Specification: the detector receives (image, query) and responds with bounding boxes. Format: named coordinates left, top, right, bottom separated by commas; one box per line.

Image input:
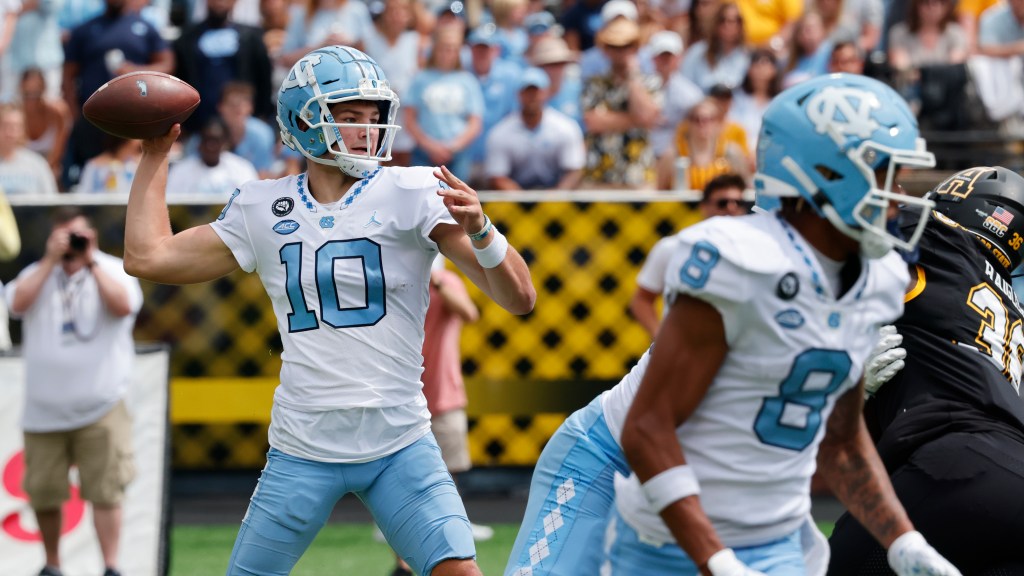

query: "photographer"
left=4, top=207, right=142, bottom=576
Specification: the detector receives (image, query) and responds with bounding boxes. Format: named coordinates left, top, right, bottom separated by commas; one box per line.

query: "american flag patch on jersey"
left=994, top=206, right=1015, bottom=225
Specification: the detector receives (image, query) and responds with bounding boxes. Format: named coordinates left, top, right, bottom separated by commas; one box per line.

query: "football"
left=83, top=71, right=201, bottom=140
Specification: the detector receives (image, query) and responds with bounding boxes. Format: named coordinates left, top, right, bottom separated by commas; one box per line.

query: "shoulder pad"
left=676, top=214, right=790, bottom=276
left=390, top=166, right=441, bottom=191
left=231, top=176, right=290, bottom=205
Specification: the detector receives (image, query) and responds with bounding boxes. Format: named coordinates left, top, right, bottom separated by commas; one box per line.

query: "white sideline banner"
left=0, top=347, right=170, bottom=576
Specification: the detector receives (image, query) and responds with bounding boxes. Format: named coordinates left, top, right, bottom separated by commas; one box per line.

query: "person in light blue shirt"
left=404, top=27, right=484, bottom=181
left=4, top=0, right=64, bottom=103
left=465, top=25, right=521, bottom=184
left=978, top=0, right=1024, bottom=52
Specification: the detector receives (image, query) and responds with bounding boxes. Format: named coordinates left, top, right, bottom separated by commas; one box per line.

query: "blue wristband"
left=468, top=215, right=492, bottom=242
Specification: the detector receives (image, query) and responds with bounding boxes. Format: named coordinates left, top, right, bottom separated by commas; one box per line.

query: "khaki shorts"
left=23, top=400, right=136, bottom=510
left=431, top=409, right=471, bottom=474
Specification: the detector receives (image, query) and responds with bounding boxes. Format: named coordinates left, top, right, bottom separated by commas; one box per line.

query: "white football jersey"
left=603, top=211, right=907, bottom=547
left=211, top=166, right=457, bottom=461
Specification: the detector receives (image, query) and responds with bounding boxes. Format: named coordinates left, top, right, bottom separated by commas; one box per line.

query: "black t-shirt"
left=865, top=210, right=1024, bottom=470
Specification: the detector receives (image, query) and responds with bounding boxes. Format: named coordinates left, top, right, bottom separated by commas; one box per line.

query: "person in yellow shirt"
left=736, top=0, right=803, bottom=51
left=662, top=97, right=750, bottom=191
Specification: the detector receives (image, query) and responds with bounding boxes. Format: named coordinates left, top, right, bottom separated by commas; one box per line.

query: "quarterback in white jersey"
left=124, top=46, right=535, bottom=576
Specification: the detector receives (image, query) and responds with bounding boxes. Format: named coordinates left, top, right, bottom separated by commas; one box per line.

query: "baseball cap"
left=519, top=67, right=551, bottom=90
left=529, top=36, right=577, bottom=66
left=524, top=11, right=555, bottom=35
left=648, top=30, right=683, bottom=56
left=601, top=0, right=638, bottom=23
left=597, top=17, right=640, bottom=47
left=467, top=24, right=499, bottom=46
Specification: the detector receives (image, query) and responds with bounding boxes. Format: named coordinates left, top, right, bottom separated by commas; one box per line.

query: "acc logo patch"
left=272, top=197, right=294, bottom=217
left=273, top=220, right=300, bottom=235
left=775, top=309, right=805, bottom=330
left=776, top=272, right=799, bottom=300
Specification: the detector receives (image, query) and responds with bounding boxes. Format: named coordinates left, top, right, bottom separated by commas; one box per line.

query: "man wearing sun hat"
left=485, top=67, right=585, bottom=190
left=529, top=35, right=584, bottom=128
left=580, top=11, right=661, bottom=188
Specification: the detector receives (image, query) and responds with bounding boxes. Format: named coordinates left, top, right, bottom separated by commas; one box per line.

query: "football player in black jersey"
left=828, top=166, right=1024, bottom=574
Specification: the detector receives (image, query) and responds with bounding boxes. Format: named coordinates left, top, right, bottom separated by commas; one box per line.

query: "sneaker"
left=38, top=567, right=63, bottom=576
left=470, top=522, right=494, bottom=542
left=103, top=568, right=123, bottom=576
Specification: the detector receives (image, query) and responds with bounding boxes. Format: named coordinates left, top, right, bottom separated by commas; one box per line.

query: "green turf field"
left=170, top=522, right=836, bottom=575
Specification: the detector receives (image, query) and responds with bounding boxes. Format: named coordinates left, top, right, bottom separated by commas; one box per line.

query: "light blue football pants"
left=226, top=433, right=475, bottom=576
left=505, top=396, right=630, bottom=576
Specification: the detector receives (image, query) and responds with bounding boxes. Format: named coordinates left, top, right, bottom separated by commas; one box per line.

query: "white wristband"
left=473, top=228, right=508, bottom=269
left=640, top=465, right=700, bottom=513
left=706, top=548, right=742, bottom=576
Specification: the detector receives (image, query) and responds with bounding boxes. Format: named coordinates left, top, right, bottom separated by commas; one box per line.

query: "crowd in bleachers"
left=0, top=0, right=1022, bottom=196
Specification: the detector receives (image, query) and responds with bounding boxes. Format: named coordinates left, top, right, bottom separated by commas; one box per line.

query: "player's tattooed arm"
left=817, top=383, right=914, bottom=549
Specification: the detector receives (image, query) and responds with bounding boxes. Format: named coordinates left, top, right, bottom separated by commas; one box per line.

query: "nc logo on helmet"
left=806, top=87, right=880, bottom=140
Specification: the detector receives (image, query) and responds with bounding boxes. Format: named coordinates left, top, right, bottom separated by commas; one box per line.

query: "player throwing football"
left=124, top=46, right=535, bottom=576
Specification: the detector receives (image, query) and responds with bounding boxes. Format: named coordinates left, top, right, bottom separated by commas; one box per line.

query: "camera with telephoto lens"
left=68, top=233, right=88, bottom=253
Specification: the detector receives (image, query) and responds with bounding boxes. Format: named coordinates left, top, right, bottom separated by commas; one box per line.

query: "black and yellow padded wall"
left=3, top=196, right=702, bottom=468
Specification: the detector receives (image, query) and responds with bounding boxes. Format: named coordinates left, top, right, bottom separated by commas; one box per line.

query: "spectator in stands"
left=278, top=0, right=374, bottom=67
left=387, top=255, right=487, bottom=576
left=707, top=82, right=752, bottom=168
left=977, top=0, right=1024, bottom=56
left=629, top=172, right=747, bottom=338
left=581, top=15, right=661, bottom=188
left=167, top=116, right=258, bottom=196
left=55, top=0, right=102, bottom=41
left=485, top=67, right=585, bottom=190
left=363, top=0, right=425, bottom=167
left=19, top=68, right=71, bottom=183
left=5, top=206, right=142, bottom=576
left=782, top=10, right=833, bottom=87
left=579, top=0, right=631, bottom=79
left=0, top=104, right=58, bottom=196
left=191, top=0, right=260, bottom=26
left=888, top=0, right=966, bottom=71
left=829, top=38, right=866, bottom=72
left=955, top=0, right=998, bottom=50
left=685, top=0, right=720, bottom=48
left=3, top=0, right=63, bottom=103
left=528, top=34, right=584, bottom=129
left=0, top=185, right=18, bottom=351
left=61, top=0, right=172, bottom=188
left=680, top=2, right=750, bottom=92
left=816, top=0, right=883, bottom=54
left=559, top=0, right=605, bottom=52
left=173, top=0, right=274, bottom=132
left=73, top=135, right=140, bottom=195
left=0, top=0, right=17, bottom=99
left=258, top=0, right=291, bottom=90
left=648, top=30, right=703, bottom=161
left=404, top=26, right=484, bottom=181
left=216, top=81, right=278, bottom=179
left=664, top=97, right=749, bottom=191
left=729, top=48, right=780, bottom=153
left=735, top=0, right=802, bottom=52
left=491, top=0, right=529, bottom=65
left=465, top=25, right=521, bottom=187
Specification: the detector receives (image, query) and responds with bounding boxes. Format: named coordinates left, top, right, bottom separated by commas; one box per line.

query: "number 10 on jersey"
left=279, top=239, right=387, bottom=332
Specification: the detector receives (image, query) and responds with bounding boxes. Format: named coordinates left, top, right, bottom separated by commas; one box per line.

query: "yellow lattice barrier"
left=3, top=195, right=703, bottom=468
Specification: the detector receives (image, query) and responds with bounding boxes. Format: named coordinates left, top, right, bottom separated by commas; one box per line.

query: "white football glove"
left=707, top=548, right=768, bottom=576
left=864, top=325, right=906, bottom=396
left=888, top=531, right=962, bottom=576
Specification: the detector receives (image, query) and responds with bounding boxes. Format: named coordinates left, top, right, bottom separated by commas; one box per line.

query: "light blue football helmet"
left=753, top=73, right=936, bottom=258
left=277, top=46, right=400, bottom=178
